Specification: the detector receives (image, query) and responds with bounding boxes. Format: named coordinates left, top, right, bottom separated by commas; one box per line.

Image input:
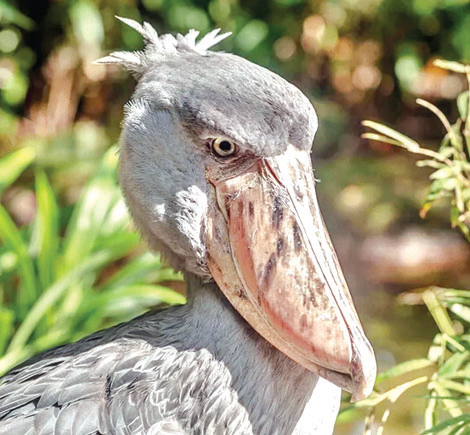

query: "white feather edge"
left=94, top=16, right=232, bottom=68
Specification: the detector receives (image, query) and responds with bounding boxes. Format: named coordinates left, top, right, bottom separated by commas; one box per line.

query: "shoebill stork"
left=0, top=18, right=376, bottom=434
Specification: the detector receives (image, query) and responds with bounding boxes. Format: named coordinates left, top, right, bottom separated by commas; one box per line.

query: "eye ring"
left=211, top=138, right=237, bottom=157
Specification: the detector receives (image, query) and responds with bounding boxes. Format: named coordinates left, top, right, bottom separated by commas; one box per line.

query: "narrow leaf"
left=430, top=167, right=455, bottom=180
left=449, top=303, right=470, bottom=323
left=0, top=205, right=37, bottom=315
left=434, top=59, right=469, bottom=74
left=0, top=308, right=14, bottom=355
left=31, top=172, right=59, bottom=290
left=438, top=351, right=470, bottom=377
left=376, top=358, right=433, bottom=384
left=457, top=91, right=469, bottom=121
left=422, top=415, right=470, bottom=434
left=0, top=147, right=35, bottom=195
left=363, top=120, right=421, bottom=151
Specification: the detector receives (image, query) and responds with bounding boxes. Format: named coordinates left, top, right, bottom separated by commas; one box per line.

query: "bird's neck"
left=182, top=272, right=341, bottom=434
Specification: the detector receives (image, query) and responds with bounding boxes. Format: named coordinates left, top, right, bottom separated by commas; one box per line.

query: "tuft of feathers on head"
left=94, top=16, right=231, bottom=78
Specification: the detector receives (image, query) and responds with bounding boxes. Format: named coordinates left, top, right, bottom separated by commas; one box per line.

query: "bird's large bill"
left=206, top=145, right=376, bottom=401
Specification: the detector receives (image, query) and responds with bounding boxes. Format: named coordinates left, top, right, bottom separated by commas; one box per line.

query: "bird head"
left=97, top=17, right=376, bottom=402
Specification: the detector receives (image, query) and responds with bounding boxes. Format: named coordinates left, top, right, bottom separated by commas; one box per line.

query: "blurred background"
left=1, top=0, right=470, bottom=433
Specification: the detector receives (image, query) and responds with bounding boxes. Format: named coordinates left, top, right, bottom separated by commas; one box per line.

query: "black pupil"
left=219, top=141, right=232, bottom=152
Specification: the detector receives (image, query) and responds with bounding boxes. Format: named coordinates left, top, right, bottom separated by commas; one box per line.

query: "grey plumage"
left=0, top=279, right=339, bottom=434
left=0, top=17, right=373, bottom=435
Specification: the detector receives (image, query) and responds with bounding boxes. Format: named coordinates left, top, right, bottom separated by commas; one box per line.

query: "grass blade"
left=362, top=120, right=421, bottom=151
left=60, top=147, right=120, bottom=274
left=98, top=252, right=182, bottom=292
left=5, top=244, right=129, bottom=353
left=0, top=308, right=14, bottom=355
left=422, top=414, right=470, bottom=434
left=0, top=147, right=35, bottom=196
left=0, top=204, right=37, bottom=316
left=376, top=358, right=433, bottom=384
left=30, top=172, right=59, bottom=290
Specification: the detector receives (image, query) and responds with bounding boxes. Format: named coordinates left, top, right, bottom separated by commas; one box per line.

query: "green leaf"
left=434, top=59, right=469, bottom=74
left=448, top=422, right=469, bottom=435
left=60, top=147, right=121, bottom=274
left=0, top=147, right=35, bottom=196
left=69, top=0, right=104, bottom=46
left=97, top=284, right=185, bottom=318
left=362, top=120, right=421, bottom=152
left=0, top=0, right=35, bottom=30
left=30, top=172, right=59, bottom=290
left=98, top=253, right=171, bottom=291
left=438, top=378, right=470, bottom=395
left=430, top=167, right=455, bottom=180
left=450, top=206, right=460, bottom=228
left=438, top=351, right=469, bottom=377
left=449, top=120, right=464, bottom=152
left=457, top=221, right=470, bottom=243
left=423, top=290, right=456, bottom=337
left=0, top=308, right=14, bottom=355
left=6, top=245, right=128, bottom=353
left=429, top=380, right=463, bottom=418
left=440, top=146, right=456, bottom=158
left=449, top=303, right=470, bottom=323
left=416, top=160, right=445, bottom=169
left=457, top=91, right=469, bottom=121
left=455, top=160, right=470, bottom=172
left=376, top=358, right=433, bottom=384
left=441, top=369, right=470, bottom=379
left=0, top=204, right=37, bottom=315
left=235, top=19, right=269, bottom=52
left=431, top=177, right=458, bottom=192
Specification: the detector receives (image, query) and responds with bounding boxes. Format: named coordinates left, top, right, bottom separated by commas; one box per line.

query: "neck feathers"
left=181, top=274, right=340, bottom=434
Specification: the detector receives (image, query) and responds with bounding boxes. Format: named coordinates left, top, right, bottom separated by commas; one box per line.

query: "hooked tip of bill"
left=349, top=342, right=377, bottom=402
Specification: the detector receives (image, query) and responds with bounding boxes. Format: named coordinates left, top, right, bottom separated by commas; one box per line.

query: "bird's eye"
left=212, top=138, right=237, bottom=157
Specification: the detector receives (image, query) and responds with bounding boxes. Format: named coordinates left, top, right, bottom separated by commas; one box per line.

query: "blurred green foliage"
left=346, top=60, right=470, bottom=434
left=0, top=147, right=184, bottom=377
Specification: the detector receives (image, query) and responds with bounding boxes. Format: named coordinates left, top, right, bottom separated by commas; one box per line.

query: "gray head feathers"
left=97, top=16, right=317, bottom=156
left=95, top=16, right=231, bottom=78
left=99, top=17, right=319, bottom=277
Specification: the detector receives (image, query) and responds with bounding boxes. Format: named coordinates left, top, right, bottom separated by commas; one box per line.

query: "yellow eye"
left=212, top=138, right=237, bottom=157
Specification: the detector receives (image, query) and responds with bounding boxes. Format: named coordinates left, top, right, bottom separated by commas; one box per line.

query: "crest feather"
left=94, top=16, right=231, bottom=77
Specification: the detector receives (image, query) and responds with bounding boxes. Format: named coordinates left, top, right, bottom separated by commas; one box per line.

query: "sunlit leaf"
left=430, top=167, right=455, bottom=180
left=448, top=422, right=469, bottom=435
left=69, top=0, right=104, bottom=47
left=362, top=120, right=421, bottom=151
left=236, top=19, right=269, bottom=52
left=0, top=0, right=35, bottom=30
left=6, top=243, right=132, bottom=353
left=376, top=358, right=433, bottom=384
left=449, top=304, right=470, bottom=323
left=438, top=351, right=469, bottom=376
left=439, top=378, right=470, bottom=395
left=416, top=159, right=445, bottom=169
left=457, top=91, right=469, bottom=121
left=440, top=146, right=457, bottom=158
left=0, top=308, right=14, bottom=355
left=450, top=206, right=460, bottom=228
left=457, top=221, right=470, bottom=243
left=434, top=59, right=469, bottom=74
left=0, top=147, right=35, bottom=195
left=422, top=415, right=470, bottom=434
left=98, top=284, right=185, bottom=318
left=30, top=172, right=59, bottom=290
left=98, top=253, right=182, bottom=292
left=61, top=147, right=123, bottom=274
left=0, top=205, right=37, bottom=316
